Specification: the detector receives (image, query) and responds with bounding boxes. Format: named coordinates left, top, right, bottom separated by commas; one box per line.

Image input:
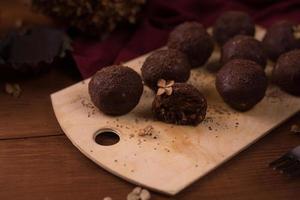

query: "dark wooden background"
left=0, top=1, right=300, bottom=200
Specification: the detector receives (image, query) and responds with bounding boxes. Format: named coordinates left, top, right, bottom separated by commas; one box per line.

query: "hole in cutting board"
left=94, top=129, right=120, bottom=146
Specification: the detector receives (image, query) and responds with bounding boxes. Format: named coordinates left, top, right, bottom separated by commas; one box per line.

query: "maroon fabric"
left=72, top=0, right=300, bottom=78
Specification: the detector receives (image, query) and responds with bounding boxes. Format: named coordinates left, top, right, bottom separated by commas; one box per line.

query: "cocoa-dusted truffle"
left=263, top=20, right=300, bottom=61
left=221, top=35, right=267, bottom=68
left=216, top=59, right=267, bottom=111
left=141, top=49, right=191, bottom=90
left=213, top=11, right=255, bottom=46
left=167, top=22, right=213, bottom=68
left=88, top=65, right=143, bottom=116
left=273, top=49, right=300, bottom=96
left=152, top=80, right=207, bottom=126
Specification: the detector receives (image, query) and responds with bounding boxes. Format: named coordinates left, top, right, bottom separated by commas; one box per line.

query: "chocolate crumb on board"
left=290, top=124, right=300, bottom=134
left=127, top=187, right=151, bottom=200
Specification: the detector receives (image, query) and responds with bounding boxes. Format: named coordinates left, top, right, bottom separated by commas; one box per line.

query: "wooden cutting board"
left=51, top=27, right=300, bottom=195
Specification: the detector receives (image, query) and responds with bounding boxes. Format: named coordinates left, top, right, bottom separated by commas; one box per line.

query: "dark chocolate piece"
left=141, top=49, right=191, bottom=90
left=88, top=65, right=143, bottom=116
left=273, top=49, right=300, bottom=96
left=152, top=81, right=207, bottom=126
left=167, top=22, right=214, bottom=68
left=221, top=35, right=267, bottom=68
left=216, top=59, right=267, bottom=111
left=213, top=11, right=255, bottom=46
left=262, top=20, right=300, bottom=61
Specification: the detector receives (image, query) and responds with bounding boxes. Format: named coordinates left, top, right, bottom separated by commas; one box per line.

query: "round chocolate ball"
left=213, top=11, right=255, bottom=46
left=167, top=21, right=214, bottom=68
left=221, top=35, right=267, bottom=68
left=262, top=20, right=300, bottom=61
left=216, top=59, right=268, bottom=111
left=141, top=49, right=191, bottom=89
left=88, top=65, right=143, bottom=116
left=152, top=82, right=207, bottom=126
left=273, top=49, right=300, bottom=96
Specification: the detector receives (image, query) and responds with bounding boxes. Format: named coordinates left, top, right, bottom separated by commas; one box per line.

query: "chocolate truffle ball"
left=152, top=81, right=207, bottom=126
left=88, top=65, right=143, bottom=116
left=262, top=20, right=300, bottom=61
left=213, top=11, right=255, bottom=46
left=216, top=59, right=267, bottom=111
left=273, top=49, right=300, bottom=96
left=141, top=49, right=191, bottom=90
left=167, top=22, right=214, bottom=68
left=221, top=35, right=267, bottom=68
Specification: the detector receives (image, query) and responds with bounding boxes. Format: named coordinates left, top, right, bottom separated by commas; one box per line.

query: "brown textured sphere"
left=216, top=59, right=267, bottom=111
left=262, top=20, right=300, bottom=61
left=273, top=49, right=300, bottom=96
left=221, top=35, right=267, bottom=68
left=152, top=83, right=207, bottom=126
left=167, top=22, right=214, bottom=68
left=88, top=65, right=143, bottom=116
left=141, top=49, right=191, bottom=89
left=213, top=11, right=255, bottom=46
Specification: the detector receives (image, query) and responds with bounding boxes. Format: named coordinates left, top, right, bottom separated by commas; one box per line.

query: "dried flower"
left=4, top=83, right=22, bottom=98
left=156, top=79, right=174, bottom=96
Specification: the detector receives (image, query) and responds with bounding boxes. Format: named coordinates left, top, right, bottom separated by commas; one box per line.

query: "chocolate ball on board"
left=141, top=49, right=191, bottom=90
left=216, top=59, right=268, bottom=111
left=167, top=21, right=214, bottom=68
left=213, top=11, right=255, bottom=46
left=273, top=49, right=300, bottom=96
left=88, top=65, right=143, bottom=116
left=262, top=20, right=300, bottom=61
left=152, top=81, right=207, bottom=126
left=221, top=35, right=267, bottom=68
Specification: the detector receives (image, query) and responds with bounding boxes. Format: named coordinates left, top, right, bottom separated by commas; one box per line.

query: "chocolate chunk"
left=262, top=20, right=300, bottom=61
left=221, top=35, right=267, bottom=68
left=89, top=65, right=143, bottom=116
left=213, top=11, right=255, bottom=46
left=141, top=49, right=191, bottom=90
left=273, top=49, right=300, bottom=96
left=152, top=82, right=207, bottom=126
left=167, top=22, right=214, bottom=68
left=216, top=59, right=268, bottom=111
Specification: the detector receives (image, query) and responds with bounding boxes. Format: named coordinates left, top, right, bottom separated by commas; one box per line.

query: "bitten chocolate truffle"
left=221, top=35, right=267, bottom=68
left=167, top=22, right=214, bottom=68
left=152, top=80, right=207, bottom=126
left=88, top=65, right=143, bottom=116
left=216, top=59, right=267, bottom=111
left=141, top=49, right=191, bottom=89
left=263, top=20, right=300, bottom=61
left=273, top=49, right=300, bottom=96
left=213, top=11, right=255, bottom=46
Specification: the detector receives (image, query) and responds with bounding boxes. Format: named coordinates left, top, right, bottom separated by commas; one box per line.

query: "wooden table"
left=0, top=64, right=299, bottom=200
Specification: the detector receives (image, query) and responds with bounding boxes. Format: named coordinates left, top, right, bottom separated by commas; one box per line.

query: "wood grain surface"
left=0, top=3, right=299, bottom=200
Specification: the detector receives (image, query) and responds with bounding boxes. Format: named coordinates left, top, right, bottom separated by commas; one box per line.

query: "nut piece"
left=290, top=124, right=300, bottom=134
left=103, top=197, right=112, bottom=200
left=4, top=83, right=22, bottom=98
left=127, top=187, right=151, bottom=200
